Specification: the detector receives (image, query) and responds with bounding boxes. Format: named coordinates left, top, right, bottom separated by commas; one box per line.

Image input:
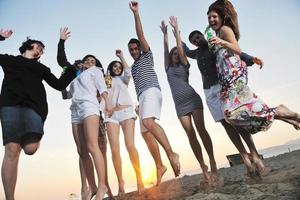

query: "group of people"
left=0, top=0, right=299, bottom=200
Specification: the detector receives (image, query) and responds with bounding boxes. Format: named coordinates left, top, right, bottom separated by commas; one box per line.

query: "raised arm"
left=0, top=29, right=13, bottom=64
left=210, top=25, right=241, bottom=55
left=116, top=49, right=131, bottom=85
left=0, top=29, right=13, bottom=41
left=57, top=27, right=72, bottom=68
left=160, top=20, right=170, bottom=69
left=169, top=16, right=188, bottom=66
left=129, top=1, right=150, bottom=52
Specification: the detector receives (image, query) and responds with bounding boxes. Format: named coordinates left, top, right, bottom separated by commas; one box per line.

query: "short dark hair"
left=82, top=54, right=104, bottom=74
left=128, top=38, right=141, bottom=48
left=188, top=30, right=204, bottom=43
left=19, top=38, right=45, bottom=54
left=107, top=61, right=123, bottom=77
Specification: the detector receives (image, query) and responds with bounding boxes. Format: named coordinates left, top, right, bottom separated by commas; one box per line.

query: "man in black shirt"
left=0, top=29, right=76, bottom=200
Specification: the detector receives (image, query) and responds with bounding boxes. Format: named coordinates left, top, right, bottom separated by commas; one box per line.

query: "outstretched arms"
left=57, top=27, right=72, bottom=68
left=116, top=49, right=131, bottom=85
left=129, top=1, right=150, bottom=52
left=169, top=16, right=188, bottom=66
left=0, top=29, right=13, bottom=41
left=160, top=20, right=170, bottom=69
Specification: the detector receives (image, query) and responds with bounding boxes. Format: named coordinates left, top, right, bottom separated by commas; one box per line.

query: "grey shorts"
left=0, top=106, right=44, bottom=145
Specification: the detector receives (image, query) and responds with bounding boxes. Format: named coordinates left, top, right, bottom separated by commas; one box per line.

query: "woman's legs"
left=221, top=120, right=256, bottom=177
left=82, top=115, right=107, bottom=200
left=192, top=109, right=218, bottom=178
left=98, top=132, right=114, bottom=198
left=239, top=129, right=265, bottom=175
left=179, top=114, right=210, bottom=183
left=107, top=122, right=124, bottom=196
left=121, top=118, right=144, bottom=194
left=141, top=131, right=167, bottom=186
left=72, top=123, right=97, bottom=200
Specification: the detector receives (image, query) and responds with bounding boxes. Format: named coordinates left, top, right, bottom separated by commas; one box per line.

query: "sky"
left=1, top=0, right=300, bottom=199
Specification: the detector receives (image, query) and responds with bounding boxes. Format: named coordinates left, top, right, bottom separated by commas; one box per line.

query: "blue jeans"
left=0, top=106, right=44, bottom=145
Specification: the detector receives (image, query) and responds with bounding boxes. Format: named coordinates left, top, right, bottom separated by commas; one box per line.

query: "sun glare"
left=142, top=166, right=157, bottom=186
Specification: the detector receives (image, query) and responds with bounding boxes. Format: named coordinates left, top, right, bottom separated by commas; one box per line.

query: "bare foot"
left=94, top=184, right=108, bottom=200
left=209, top=160, right=218, bottom=180
left=81, top=189, right=90, bottom=200
left=117, top=189, right=125, bottom=198
left=253, top=157, right=265, bottom=176
left=244, top=157, right=258, bottom=179
left=106, top=188, right=115, bottom=200
left=168, top=153, right=180, bottom=177
left=282, top=118, right=300, bottom=130
left=137, top=183, right=145, bottom=195
left=277, top=105, right=299, bottom=121
left=156, top=165, right=167, bottom=186
left=201, top=165, right=211, bottom=184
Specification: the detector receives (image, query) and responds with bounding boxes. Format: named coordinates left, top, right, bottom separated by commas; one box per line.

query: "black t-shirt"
left=0, top=54, right=76, bottom=121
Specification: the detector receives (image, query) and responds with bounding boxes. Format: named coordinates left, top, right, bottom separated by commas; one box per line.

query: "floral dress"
left=215, top=46, right=276, bottom=134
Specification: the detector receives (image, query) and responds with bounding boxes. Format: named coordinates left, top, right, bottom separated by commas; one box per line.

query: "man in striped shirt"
left=128, top=1, right=180, bottom=185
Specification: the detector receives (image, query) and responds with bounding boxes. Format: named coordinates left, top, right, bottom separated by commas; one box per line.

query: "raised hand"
left=0, top=29, right=13, bottom=39
left=129, top=1, right=139, bottom=13
left=115, top=49, right=123, bottom=58
left=253, top=57, right=264, bottom=69
left=160, top=20, right=168, bottom=34
left=169, top=16, right=178, bottom=30
left=60, top=27, right=71, bottom=40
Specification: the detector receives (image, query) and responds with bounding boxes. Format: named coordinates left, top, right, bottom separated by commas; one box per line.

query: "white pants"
left=204, top=84, right=224, bottom=122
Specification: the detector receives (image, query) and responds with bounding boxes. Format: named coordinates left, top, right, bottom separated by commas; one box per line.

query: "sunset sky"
left=1, top=0, right=300, bottom=199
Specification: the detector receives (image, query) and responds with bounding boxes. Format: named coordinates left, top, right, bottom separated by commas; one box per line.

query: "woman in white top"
left=58, top=29, right=112, bottom=200
left=105, top=50, right=144, bottom=196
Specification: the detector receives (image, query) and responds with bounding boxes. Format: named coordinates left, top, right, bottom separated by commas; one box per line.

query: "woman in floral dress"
left=206, top=0, right=300, bottom=177
left=207, top=0, right=300, bottom=134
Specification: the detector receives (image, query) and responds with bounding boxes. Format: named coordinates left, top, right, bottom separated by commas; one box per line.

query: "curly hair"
left=207, top=0, right=240, bottom=40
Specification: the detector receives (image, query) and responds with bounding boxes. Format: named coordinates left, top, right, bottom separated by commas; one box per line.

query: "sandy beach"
left=111, top=150, right=300, bottom=200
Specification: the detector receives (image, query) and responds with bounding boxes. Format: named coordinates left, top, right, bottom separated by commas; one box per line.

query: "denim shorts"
left=0, top=106, right=44, bottom=145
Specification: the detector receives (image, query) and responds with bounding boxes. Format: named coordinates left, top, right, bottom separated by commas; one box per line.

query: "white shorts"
left=71, top=102, right=100, bottom=124
left=204, top=84, right=224, bottom=122
left=104, top=106, right=136, bottom=124
left=138, top=87, right=162, bottom=133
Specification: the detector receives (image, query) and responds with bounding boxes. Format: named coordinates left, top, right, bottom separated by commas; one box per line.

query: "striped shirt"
left=131, top=50, right=160, bottom=99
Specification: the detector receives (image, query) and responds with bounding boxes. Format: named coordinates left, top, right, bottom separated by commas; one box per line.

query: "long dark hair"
left=107, top=61, right=123, bottom=77
left=207, top=0, right=240, bottom=40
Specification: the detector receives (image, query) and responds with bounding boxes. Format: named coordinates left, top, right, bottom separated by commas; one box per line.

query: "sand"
left=108, top=150, right=300, bottom=200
